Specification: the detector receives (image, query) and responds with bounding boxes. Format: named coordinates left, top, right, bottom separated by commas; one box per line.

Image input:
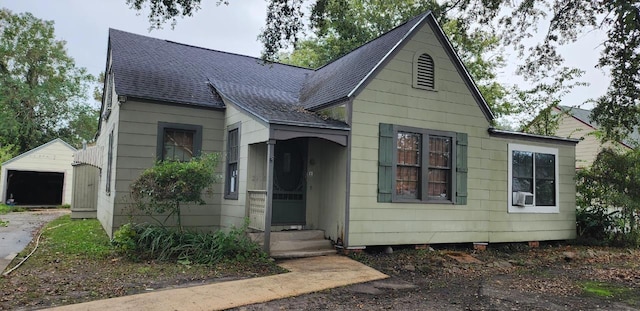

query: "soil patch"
left=234, top=245, right=640, bottom=311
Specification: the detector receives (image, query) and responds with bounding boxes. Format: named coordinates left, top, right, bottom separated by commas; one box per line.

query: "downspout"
left=263, top=139, right=276, bottom=254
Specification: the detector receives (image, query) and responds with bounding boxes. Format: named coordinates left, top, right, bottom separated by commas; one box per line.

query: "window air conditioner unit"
left=514, top=191, right=534, bottom=207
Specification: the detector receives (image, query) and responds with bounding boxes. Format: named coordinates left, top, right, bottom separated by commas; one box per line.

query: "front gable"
left=347, top=14, right=493, bottom=125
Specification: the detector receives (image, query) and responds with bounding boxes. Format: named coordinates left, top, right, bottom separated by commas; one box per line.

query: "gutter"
left=488, top=128, right=580, bottom=144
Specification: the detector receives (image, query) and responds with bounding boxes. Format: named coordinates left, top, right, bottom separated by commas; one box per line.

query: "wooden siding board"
left=100, top=100, right=225, bottom=237
left=220, top=103, right=269, bottom=229
left=347, top=21, right=576, bottom=247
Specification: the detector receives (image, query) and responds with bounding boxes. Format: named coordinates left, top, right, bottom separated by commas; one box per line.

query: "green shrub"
left=575, top=206, right=617, bottom=245
left=130, top=153, right=219, bottom=230
left=119, top=218, right=266, bottom=265
left=576, top=148, right=640, bottom=247
left=57, top=204, right=71, bottom=209
left=112, top=223, right=139, bottom=257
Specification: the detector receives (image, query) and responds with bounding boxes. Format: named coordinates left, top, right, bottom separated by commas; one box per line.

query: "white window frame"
left=507, top=144, right=559, bottom=213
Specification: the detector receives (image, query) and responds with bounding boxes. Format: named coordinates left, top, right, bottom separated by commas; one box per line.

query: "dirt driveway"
left=0, top=209, right=70, bottom=273
left=234, top=245, right=640, bottom=311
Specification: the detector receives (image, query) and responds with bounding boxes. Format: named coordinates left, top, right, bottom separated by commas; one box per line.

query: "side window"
left=508, top=144, right=559, bottom=213
left=106, top=129, right=114, bottom=194
left=103, top=67, right=113, bottom=120
left=413, top=52, right=435, bottom=90
left=156, top=122, right=203, bottom=162
left=225, top=124, right=241, bottom=200
left=379, top=124, right=462, bottom=204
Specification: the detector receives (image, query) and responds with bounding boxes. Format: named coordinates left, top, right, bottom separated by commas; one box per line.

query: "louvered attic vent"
left=415, top=53, right=434, bottom=89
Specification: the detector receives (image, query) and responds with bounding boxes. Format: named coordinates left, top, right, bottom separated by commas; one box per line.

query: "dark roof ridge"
left=312, top=11, right=430, bottom=71
left=108, top=28, right=313, bottom=71
left=165, top=39, right=315, bottom=70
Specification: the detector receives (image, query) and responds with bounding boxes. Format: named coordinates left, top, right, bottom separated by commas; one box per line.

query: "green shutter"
left=456, top=132, right=468, bottom=205
left=378, top=123, right=394, bottom=202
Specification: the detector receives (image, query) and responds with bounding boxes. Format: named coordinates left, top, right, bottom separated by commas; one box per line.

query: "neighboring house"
left=554, top=106, right=637, bottom=168
left=93, top=11, right=578, bottom=251
left=0, top=139, right=76, bottom=206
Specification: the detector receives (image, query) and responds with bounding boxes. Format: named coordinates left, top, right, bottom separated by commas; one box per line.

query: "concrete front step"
left=271, top=248, right=337, bottom=259
left=271, top=239, right=333, bottom=252
left=248, top=230, right=326, bottom=243
left=247, top=230, right=336, bottom=258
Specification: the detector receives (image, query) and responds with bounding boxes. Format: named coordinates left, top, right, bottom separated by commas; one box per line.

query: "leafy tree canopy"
left=128, top=0, right=638, bottom=141
left=277, top=0, right=514, bottom=118
left=0, top=9, right=98, bottom=153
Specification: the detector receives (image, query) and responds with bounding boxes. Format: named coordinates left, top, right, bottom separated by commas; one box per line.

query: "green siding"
left=110, top=100, right=225, bottom=237
left=347, top=18, right=577, bottom=247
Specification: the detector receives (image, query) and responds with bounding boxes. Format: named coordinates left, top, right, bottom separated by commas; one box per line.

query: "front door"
left=272, top=139, right=306, bottom=225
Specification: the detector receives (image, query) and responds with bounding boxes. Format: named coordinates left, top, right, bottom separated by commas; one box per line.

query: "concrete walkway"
left=0, top=209, right=70, bottom=273
left=46, top=255, right=388, bottom=311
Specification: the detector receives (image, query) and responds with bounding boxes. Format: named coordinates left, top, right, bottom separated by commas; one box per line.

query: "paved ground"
left=0, top=209, right=70, bottom=273
left=44, top=255, right=388, bottom=311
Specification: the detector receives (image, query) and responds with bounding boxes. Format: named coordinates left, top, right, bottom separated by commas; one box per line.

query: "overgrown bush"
left=575, top=206, right=617, bottom=245
left=576, top=148, right=640, bottom=247
left=130, top=153, right=219, bottom=230
left=112, top=223, right=139, bottom=257
left=112, top=219, right=266, bottom=265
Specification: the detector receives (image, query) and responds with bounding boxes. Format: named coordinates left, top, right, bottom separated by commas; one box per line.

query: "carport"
left=0, top=139, right=76, bottom=206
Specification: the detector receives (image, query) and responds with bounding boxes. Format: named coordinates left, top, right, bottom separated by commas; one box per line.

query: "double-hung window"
left=225, top=123, right=240, bottom=199
left=157, top=122, right=202, bottom=162
left=382, top=124, right=461, bottom=203
left=508, top=144, right=559, bottom=213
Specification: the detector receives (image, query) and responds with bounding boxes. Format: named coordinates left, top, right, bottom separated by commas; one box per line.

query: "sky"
left=2, top=0, right=610, bottom=111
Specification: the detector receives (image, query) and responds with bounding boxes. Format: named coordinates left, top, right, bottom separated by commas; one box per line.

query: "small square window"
left=157, top=122, right=202, bottom=162
left=163, top=129, right=195, bottom=161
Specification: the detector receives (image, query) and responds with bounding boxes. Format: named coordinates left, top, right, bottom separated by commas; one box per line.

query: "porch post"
left=263, top=139, right=276, bottom=254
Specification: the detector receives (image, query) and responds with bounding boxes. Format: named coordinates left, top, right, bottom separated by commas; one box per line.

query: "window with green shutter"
left=378, top=123, right=467, bottom=205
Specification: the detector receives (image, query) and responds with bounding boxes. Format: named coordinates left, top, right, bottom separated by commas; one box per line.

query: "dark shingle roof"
left=559, top=105, right=640, bottom=147
left=108, top=10, right=494, bottom=128
left=300, top=13, right=427, bottom=109
left=110, top=29, right=310, bottom=109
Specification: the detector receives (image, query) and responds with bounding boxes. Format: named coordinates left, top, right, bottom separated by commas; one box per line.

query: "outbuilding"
left=0, top=139, right=76, bottom=206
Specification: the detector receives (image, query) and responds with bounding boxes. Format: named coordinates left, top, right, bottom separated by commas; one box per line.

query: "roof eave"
left=488, top=128, right=580, bottom=145
left=269, top=119, right=350, bottom=131
left=346, top=12, right=431, bottom=100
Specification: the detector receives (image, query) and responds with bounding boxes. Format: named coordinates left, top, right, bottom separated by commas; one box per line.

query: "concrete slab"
left=45, top=255, right=388, bottom=311
left=0, top=209, right=69, bottom=273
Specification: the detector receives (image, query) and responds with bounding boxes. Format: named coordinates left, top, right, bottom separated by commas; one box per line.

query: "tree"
left=127, top=0, right=637, bottom=140
left=277, top=0, right=513, bottom=118
left=576, top=148, right=640, bottom=246
left=0, top=9, right=97, bottom=153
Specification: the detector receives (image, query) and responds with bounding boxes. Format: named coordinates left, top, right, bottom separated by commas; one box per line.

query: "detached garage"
left=0, top=139, right=76, bottom=206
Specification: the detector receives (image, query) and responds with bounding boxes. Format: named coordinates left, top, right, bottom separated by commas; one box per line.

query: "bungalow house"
left=554, top=106, right=637, bottom=168
left=93, top=11, right=578, bottom=253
